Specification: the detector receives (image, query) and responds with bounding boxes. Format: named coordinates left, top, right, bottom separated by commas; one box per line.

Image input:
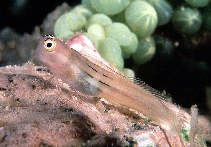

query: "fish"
left=35, top=34, right=210, bottom=145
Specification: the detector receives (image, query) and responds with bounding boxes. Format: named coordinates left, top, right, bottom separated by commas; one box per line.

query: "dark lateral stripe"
left=102, top=74, right=108, bottom=78
left=86, top=63, right=97, bottom=72
left=85, top=62, right=112, bottom=80
left=99, top=80, right=110, bottom=87
left=83, top=70, right=93, bottom=79
left=102, top=73, right=112, bottom=80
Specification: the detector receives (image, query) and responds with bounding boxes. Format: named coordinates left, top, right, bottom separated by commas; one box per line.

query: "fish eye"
left=44, top=39, right=56, bottom=52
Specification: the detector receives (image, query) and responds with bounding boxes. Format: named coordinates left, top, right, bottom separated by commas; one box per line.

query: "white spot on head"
left=71, top=44, right=83, bottom=52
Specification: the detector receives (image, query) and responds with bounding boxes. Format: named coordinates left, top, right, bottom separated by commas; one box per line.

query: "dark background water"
left=0, top=0, right=81, bottom=34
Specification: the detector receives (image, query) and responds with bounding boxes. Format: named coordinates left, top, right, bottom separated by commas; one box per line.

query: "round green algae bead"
left=184, top=0, right=209, bottom=7
left=125, top=0, right=158, bottom=38
left=122, top=32, right=138, bottom=59
left=54, top=28, right=73, bottom=40
left=147, top=0, right=173, bottom=26
left=91, top=0, right=130, bottom=16
left=86, top=13, right=112, bottom=29
left=98, top=38, right=124, bottom=69
left=54, top=12, right=86, bottom=39
left=72, top=5, right=93, bottom=18
left=87, top=23, right=106, bottom=48
left=132, top=36, right=156, bottom=65
left=172, top=6, right=202, bottom=35
left=122, top=68, right=135, bottom=78
left=105, top=22, right=132, bottom=47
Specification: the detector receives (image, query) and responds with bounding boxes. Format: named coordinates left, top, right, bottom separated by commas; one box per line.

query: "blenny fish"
left=35, top=34, right=210, bottom=146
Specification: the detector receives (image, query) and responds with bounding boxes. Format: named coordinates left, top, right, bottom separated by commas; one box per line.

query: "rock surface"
left=0, top=63, right=186, bottom=147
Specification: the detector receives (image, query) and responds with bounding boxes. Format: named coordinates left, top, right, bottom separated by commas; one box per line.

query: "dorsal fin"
left=126, top=77, right=172, bottom=101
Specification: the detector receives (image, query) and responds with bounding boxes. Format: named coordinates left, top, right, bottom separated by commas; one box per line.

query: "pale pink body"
left=36, top=34, right=210, bottom=146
